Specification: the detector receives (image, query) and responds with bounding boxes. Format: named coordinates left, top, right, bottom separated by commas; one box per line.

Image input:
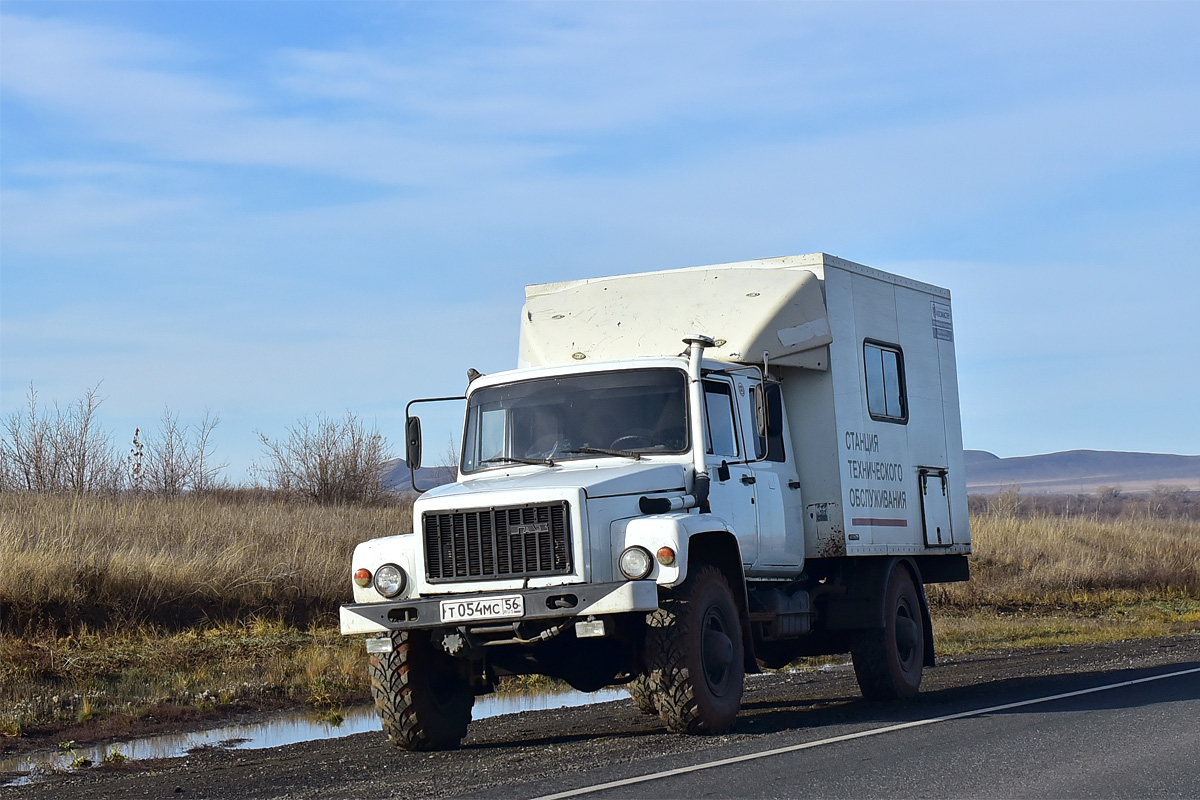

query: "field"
left=2, top=491, right=1199, bottom=746
left=932, top=507, right=1200, bottom=653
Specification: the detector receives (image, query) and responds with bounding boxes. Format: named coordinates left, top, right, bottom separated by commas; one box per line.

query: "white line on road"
left=529, top=664, right=1200, bottom=800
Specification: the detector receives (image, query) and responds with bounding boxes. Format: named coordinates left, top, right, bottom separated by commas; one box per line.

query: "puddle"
left=0, top=686, right=629, bottom=785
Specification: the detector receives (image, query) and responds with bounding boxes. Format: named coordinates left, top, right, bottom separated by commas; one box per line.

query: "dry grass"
left=933, top=600, right=1200, bottom=655
left=924, top=509, right=1200, bottom=655
left=0, top=492, right=412, bottom=633
left=7, top=494, right=1196, bottom=635
left=928, top=512, right=1200, bottom=611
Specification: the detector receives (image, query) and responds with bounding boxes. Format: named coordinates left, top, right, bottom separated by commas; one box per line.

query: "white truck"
left=341, top=253, right=970, bottom=750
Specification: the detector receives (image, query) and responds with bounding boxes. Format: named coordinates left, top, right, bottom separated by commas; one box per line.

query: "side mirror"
left=754, top=388, right=768, bottom=438
left=405, top=416, right=423, bottom=470
left=716, top=460, right=731, bottom=483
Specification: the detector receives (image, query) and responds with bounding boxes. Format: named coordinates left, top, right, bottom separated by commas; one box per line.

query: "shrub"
left=140, top=407, right=226, bottom=497
left=254, top=412, right=392, bottom=505
left=0, top=383, right=123, bottom=494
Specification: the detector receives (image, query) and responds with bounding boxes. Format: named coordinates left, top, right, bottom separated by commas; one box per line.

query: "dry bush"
left=138, top=407, right=226, bottom=497
left=0, top=384, right=123, bottom=494
left=254, top=412, right=391, bottom=505
left=1, top=386, right=229, bottom=498
left=0, top=492, right=413, bottom=634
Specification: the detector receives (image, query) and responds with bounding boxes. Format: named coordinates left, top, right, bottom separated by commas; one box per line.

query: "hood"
left=423, top=461, right=688, bottom=501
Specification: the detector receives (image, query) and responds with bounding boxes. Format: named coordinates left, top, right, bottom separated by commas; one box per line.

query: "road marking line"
left=530, top=665, right=1200, bottom=800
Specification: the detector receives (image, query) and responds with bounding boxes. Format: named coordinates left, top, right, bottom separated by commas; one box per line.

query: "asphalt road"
left=5, top=635, right=1199, bottom=799
left=514, top=665, right=1200, bottom=799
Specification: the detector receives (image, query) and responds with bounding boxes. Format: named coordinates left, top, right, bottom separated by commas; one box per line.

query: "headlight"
left=618, top=546, right=653, bottom=580
left=373, top=564, right=407, bottom=597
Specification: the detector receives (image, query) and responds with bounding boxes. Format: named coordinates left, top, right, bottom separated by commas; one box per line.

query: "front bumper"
left=340, top=580, right=660, bottom=635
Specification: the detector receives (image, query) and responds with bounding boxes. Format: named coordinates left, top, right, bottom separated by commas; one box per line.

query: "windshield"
left=462, top=368, right=688, bottom=472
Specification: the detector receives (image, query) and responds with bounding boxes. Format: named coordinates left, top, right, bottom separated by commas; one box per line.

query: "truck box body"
left=518, top=253, right=970, bottom=563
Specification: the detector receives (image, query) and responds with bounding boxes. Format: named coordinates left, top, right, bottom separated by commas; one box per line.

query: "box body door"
left=919, top=468, right=953, bottom=546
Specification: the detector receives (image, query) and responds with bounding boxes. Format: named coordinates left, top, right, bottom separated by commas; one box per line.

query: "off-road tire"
left=645, top=565, right=744, bottom=734
left=851, top=565, right=924, bottom=700
left=367, top=630, right=474, bottom=751
left=627, top=674, right=658, bottom=715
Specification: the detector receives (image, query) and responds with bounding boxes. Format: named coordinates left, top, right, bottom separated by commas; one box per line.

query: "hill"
left=380, top=459, right=455, bottom=492
left=965, top=449, right=1200, bottom=495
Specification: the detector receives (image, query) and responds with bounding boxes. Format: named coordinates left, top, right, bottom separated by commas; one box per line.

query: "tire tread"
left=367, top=631, right=472, bottom=751
left=645, top=565, right=743, bottom=734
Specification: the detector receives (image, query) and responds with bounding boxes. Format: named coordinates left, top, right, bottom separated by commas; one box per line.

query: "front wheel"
left=645, top=565, right=745, bottom=734
left=627, top=674, right=658, bottom=715
left=851, top=565, right=924, bottom=700
left=368, top=630, right=474, bottom=751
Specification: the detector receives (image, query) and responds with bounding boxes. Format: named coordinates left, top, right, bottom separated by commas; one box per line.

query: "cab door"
left=702, top=377, right=758, bottom=566
left=740, top=377, right=799, bottom=571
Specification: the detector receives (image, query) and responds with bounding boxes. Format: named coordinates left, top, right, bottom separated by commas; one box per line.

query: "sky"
left=2, top=1, right=1198, bottom=480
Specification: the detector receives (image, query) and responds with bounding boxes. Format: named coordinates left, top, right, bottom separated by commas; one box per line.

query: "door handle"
left=740, top=475, right=756, bottom=485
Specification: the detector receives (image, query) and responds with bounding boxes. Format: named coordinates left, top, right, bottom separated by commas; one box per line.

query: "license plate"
left=439, top=595, right=525, bottom=623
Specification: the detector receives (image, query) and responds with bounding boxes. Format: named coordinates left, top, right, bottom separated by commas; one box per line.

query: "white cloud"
left=5, top=6, right=1196, bottom=199
left=1, top=14, right=244, bottom=123
left=0, top=13, right=559, bottom=187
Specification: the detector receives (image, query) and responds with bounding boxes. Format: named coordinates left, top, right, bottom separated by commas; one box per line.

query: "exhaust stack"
left=683, top=334, right=714, bottom=512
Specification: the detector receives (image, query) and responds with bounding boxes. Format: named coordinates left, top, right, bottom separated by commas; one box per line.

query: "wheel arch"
left=891, top=558, right=935, bottom=668
left=820, top=556, right=935, bottom=667
left=685, top=530, right=759, bottom=674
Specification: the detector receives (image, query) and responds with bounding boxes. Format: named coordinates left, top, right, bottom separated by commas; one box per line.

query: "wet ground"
left=2, top=635, right=1198, bottom=799
left=0, top=687, right=628, bottom=782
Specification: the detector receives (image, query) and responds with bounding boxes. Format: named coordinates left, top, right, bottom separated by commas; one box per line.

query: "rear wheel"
left=368, top=630, right=474, bottom=751
left=851, top=565, right=924, bottom=700
left=645, top=565, right=744, bottom=734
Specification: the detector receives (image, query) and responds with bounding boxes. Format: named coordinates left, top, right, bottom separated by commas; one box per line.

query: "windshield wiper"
left=482, top=455, right=555, bottom=467
left=562, top=446, right=642, bottom=461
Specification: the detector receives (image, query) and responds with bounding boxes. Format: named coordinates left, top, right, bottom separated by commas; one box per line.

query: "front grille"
left=423, top=501, right=572, bottom=583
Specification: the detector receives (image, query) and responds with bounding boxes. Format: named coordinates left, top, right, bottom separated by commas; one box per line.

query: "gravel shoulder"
left=5, top=634, right=1199, bottom=800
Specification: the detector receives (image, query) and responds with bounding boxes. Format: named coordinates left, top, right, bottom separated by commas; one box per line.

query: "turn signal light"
left=656, top=547, right=676, bottom=566
left=353, top=568, right=371, bottom=587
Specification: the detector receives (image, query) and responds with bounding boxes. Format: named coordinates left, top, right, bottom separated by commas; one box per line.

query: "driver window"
left=478, top=407, right=506, bottom=461
left=703, top=380, right=739, bottom=457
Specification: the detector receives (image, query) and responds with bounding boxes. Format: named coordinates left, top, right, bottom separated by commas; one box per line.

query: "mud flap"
left=913, top=567, right=936, bottom=668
